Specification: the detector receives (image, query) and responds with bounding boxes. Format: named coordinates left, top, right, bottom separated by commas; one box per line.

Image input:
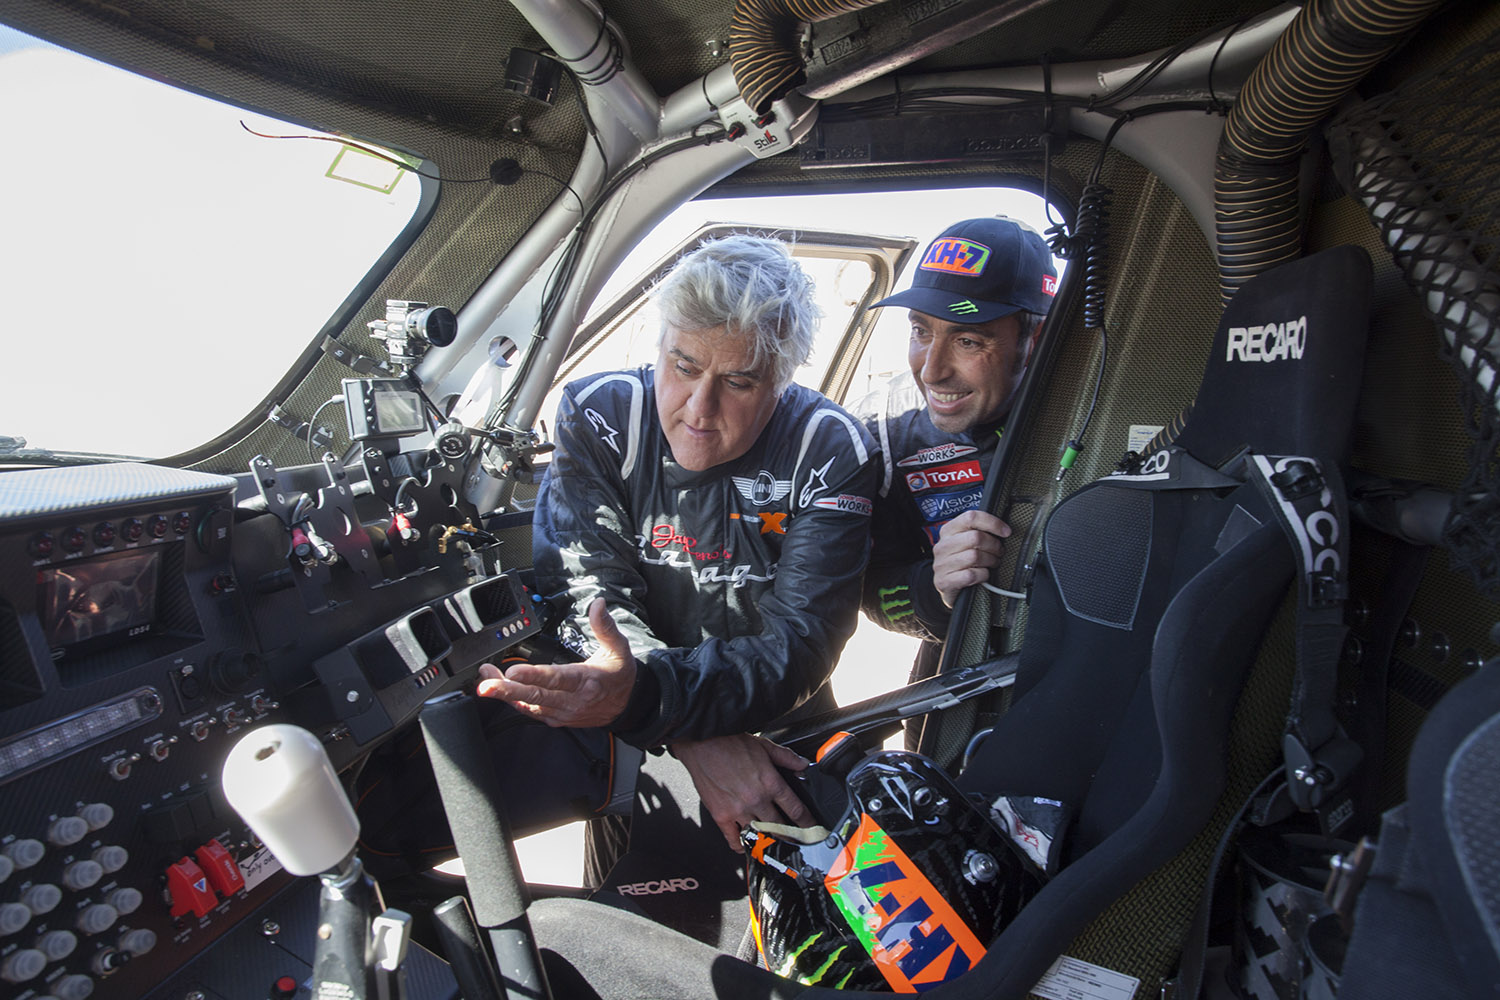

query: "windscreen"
left=0, top=23, right=428, bottom=461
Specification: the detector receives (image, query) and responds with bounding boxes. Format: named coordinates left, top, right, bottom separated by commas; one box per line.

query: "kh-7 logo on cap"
left=919, top=237, right=991, bottom=276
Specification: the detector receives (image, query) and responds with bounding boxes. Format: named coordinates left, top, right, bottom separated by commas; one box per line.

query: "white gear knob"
left=221, top=724, right=358, bottom=876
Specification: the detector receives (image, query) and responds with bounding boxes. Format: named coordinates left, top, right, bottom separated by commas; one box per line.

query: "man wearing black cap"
left=854, top=216, right=1058, bottom=706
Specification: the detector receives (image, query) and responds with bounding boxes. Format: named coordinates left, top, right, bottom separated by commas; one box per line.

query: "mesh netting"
left=1328, top=28, right=1500, bottom=598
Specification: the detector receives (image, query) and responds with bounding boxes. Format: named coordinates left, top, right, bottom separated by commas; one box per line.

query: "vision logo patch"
left=919, top=237, right=990, bottom=276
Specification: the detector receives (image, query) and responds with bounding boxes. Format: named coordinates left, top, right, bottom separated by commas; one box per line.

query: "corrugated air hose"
left=1215, top=0, right=1446, bottom=303
left=729, top=0, right=891, bottom=114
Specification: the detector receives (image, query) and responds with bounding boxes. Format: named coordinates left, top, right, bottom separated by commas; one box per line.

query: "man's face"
left=908, top=310, right=1035, bottom=434
left=656, top=324, right=781, bottom=471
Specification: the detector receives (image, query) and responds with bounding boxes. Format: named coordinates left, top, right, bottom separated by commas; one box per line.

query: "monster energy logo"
left=948, top=299, right=980, bottom=315
left=781, top=933, right=856, bottom=988
left=879, top=585, right=914, bottom=622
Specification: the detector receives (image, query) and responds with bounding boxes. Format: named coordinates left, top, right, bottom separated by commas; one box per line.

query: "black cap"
left=873, top=216, right=1058, bottom=323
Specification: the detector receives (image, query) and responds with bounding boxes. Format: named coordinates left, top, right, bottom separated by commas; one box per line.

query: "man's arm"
left=484, top=386, right=876, bottom=747
left=623, top=438, right=878, bottom=746
left=861, top=490, right=951, bottom=643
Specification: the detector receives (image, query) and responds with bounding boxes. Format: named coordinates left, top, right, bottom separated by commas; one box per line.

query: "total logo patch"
left=813, top=493, right=873, bottom=516
left=905, top=460, right=983, bottom=492
left=1042, top=274, right=1059, bottom=297
left=919, top=237, right=990, bottom=276
left=897, top=443, right=978, bottom=468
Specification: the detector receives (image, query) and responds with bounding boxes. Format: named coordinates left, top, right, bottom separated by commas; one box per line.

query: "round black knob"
left=121, top=518, right=145, bottom=543
left=93, top=522, right=116, bottom=547
left=207, top=649, right=262, bottom=696
left=29, top=532, right=54, bottom=558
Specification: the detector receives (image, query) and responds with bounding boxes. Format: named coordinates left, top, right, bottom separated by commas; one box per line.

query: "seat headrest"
left=1172, top=245, right=1373, bottom=465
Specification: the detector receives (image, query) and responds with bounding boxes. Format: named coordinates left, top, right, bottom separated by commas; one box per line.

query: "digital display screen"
left=39, top=548, right=162, bottom=651
left=373, top=384, right=425, bottom=435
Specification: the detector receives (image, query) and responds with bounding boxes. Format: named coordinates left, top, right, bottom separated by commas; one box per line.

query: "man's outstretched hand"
left=476, top=597, right=637, bottom=728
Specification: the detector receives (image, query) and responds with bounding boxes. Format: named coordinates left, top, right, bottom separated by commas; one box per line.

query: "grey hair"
left=653, top=234, right=820, bottom=391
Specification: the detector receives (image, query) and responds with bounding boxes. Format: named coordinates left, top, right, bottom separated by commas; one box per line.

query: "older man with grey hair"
left=479, top=235, right=877, bottom=863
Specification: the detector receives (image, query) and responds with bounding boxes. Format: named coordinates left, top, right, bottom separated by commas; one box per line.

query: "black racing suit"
left=852, top=370, right=1002, bottom=693
left=535, top=365, right=879, bottom=750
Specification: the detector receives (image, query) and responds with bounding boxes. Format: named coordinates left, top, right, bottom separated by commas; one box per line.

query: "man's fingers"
left=586, top=598, right=633, bottom=664
left=762, top=740, right=810, bottom=772
left=715, top=815, right=746, bottom=853
left=773, top=785, right=814, bottom=827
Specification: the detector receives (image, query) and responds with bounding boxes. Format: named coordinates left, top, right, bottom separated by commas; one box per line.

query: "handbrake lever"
left=419, top=692, right=552, bottom=1000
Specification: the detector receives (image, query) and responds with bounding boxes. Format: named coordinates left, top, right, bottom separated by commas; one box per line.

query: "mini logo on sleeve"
left=812, top=494, right=873, bottom=516
left=732, top=470, right=793, bottom=506
left=919, top=237, right=991, bottom=276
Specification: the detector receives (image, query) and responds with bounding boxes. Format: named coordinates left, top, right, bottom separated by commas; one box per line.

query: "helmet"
left=744, top=734, right=1037, bottom=991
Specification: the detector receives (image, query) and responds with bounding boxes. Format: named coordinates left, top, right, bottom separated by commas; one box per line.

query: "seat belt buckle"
left=1325, top=836, right=1376, bottom=935
left=1309, top=568, right=1346, bottom=607
left=1269, top=459, right=1325, bottom=500
left=1282, top=732, right=1362, bottom=827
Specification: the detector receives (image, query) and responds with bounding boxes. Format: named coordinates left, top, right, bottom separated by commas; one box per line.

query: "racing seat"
left=525, top=244, right=1374, bottom=999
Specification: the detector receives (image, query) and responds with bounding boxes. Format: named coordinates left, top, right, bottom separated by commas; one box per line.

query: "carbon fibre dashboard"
left=0, top=457, right=538, bottom=1000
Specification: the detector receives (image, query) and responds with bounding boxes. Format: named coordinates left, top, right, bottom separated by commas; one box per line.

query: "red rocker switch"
left=167, top=857, right=219, bottom=918
left=194, top=839, right=246, bottom=897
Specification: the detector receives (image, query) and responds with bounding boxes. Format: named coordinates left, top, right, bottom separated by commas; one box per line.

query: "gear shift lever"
left=222, top=724, right=411, bottom=1000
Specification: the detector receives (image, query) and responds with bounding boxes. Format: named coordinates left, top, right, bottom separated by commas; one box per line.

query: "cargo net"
left=1328, top=30, right=1500, bottom=598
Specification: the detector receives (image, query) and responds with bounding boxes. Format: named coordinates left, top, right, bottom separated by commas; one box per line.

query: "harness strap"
left=1243, top=455, right=1360, bottom=833
left=1109, top=448, right=1359, bottom=832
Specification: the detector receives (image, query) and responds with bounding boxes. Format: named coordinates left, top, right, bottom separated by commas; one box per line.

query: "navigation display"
left=39, top=548, right=162, bottom=651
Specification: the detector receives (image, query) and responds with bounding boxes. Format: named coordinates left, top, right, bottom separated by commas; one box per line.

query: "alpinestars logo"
left=798, top=456, right=835, bottom=507
left=1226, top=316, right=1307, bottom=362
left=897, top=443, right=978, bottom=467
left=732, top=471, right=792, bottom=506
left=584, top=407, right=620, bottom=454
